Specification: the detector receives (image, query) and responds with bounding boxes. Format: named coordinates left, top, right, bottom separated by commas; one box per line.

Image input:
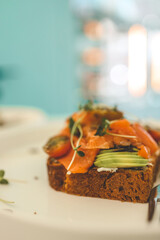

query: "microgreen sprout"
left=95, top=119, right=137, bottom=139
left=0, top=170, right=9, bottom=185
left=79, top=100, right=94, bottom=111
left=69, top=117, right=80, bottom=136
left=0, top=170, right=14, bottom=204
left=67, top=117, right=85, bottom=171
left=0, top=198, right=14, bottom=204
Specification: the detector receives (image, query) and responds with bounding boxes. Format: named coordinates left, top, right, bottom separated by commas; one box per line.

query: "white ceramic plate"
left=0, top=121, right=160, bottom=240
left=0, top=106, right=47, bottom=134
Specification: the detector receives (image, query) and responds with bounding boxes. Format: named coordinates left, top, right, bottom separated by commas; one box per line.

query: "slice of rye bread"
left=47, top=152, right=160, bottom=203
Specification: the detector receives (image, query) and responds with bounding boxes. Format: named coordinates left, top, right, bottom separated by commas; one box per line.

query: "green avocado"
left=94, top=149, right=149, bottom=168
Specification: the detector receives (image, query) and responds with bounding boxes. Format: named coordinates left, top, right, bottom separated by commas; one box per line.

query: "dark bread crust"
left=47, top=158, right=66, bottom=191
left=47, top=154, right=160, bottom=203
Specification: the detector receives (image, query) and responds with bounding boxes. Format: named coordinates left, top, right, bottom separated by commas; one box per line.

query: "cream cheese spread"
left=97, top=167, right=118, bottom=173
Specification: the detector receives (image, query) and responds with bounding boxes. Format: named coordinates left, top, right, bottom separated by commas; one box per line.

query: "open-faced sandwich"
left=43, top=101, right=160, bottom=203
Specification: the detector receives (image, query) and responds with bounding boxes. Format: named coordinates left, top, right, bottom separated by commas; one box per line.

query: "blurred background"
left=1, top=0, right=160, bottom=123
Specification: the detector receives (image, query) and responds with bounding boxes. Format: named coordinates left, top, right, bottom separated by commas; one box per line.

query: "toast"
left=47, top=153, right=160, bottom=203
left=44, top=102, right=160, bottom=203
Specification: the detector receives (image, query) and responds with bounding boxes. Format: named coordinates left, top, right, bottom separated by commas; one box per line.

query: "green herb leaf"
left=77, top=151, right=85, bottom=157
left=74, top=145, right=81, bottom=151
left=95, top=118, right=110, bottom=136
left=0, top=179, right=9, bottom=184
left=112, top=105, right=118, bottom=111
left=69, top=117, right=80, bottom=136
left=0, top=170, right=9, bottom=184
left=103, top=119, right=110, bottom=131
left=79, top=100, right=94, bottom=111
left=0, top=170, right=5, bottom=178
left=95, top=126, right=105, bottom=136
left=69, top=117, right=75, bottom=131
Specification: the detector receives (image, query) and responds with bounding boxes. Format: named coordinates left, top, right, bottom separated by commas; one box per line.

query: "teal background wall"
left=0, top=0, right=78, bottom=115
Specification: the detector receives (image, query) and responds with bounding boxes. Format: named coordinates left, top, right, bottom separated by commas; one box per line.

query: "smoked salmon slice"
left=138, top=145, right=151, bottom=159
left=80, top=120, right=139, bottom=149
left=133, top=123, right=158, bottom=154
left=80, top=134, right=114, bottom=149
left=58, top=148, right=99, bottom=173
left=110, top=119, right=136, bottom=136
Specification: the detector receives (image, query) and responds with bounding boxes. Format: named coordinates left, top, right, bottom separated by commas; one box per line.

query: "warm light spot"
left=128, top=25, right=147, bottom=97
left=151, top=32, right=160, bottom=92
left=82, top=47, right=104, bottom=66
left=83, top=20, right=104, bottom=40
left=110, top=64, right=128, bottom=86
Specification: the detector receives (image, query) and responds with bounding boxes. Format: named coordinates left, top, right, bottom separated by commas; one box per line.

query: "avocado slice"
left=94, top=149, right=149, bottom=168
